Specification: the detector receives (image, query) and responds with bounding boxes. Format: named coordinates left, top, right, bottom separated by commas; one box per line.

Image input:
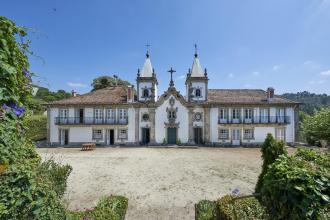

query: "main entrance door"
left=232, top=129, right=241, bottom=146
left=194, top=127, right=203, bottom=145
left=167, top=127, right=177, bottom=145
left=59, top=129, right=69, bottom=146
left=106, top=129, right=114, bottom=145
left=142, top=128, right=150, bottom=145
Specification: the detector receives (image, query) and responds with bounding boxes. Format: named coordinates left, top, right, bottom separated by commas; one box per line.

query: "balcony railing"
left=218, top=116, right=290, bottom=124
left=55, top=117, right=128, bottom=125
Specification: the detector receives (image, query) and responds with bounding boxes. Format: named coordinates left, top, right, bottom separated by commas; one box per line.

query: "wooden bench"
left=81, top=143, right=96, bottom=151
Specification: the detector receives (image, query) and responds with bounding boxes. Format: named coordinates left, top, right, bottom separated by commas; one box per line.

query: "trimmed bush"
left=260, top=148, right=330, bottom=219
left=255, top=133, right=287, bottom=193
left=24, top=114, right=47, bottom=141
left=67, top=196, right=128, bottom=220
left=217, top=195, right=268, bottom=220
left=195, top=200, right=219, bottom=220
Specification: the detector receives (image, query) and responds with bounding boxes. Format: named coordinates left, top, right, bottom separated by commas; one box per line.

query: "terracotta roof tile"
left=48, top=86, right=129, bottom=106
left=207, top=89, right=298, bottom=104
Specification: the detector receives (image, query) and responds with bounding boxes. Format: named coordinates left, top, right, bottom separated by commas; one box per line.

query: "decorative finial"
left=204, top=68, right=207, bottom=76
left=194, top=43, right=198, bottom=58
left=137, top=68, right=140, bottom=77
left=167, top=67, right=176, bottom=87
left=145, top=44, right=150, bottom=58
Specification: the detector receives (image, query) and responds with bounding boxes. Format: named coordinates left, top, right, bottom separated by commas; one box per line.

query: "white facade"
left=47, top=52, right=299, bottom=147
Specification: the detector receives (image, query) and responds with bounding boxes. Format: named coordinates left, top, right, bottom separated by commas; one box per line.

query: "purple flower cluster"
left=232, top=188, right=240, bottom=196
left=2, top=102, right=25, bottom=117
left=22, top=68, right=31, bottom=79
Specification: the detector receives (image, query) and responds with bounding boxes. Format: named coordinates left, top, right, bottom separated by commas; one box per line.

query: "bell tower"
left=136, top=48, right=158, bottom=102
left=185, top=45, right=209, bottom=102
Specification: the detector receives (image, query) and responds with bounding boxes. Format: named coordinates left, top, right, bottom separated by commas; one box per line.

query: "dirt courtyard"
left=37, top=147, right=276, bottom=220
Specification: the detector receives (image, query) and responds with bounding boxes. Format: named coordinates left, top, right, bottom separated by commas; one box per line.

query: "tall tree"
left=91, top=75, right=131, bottom=91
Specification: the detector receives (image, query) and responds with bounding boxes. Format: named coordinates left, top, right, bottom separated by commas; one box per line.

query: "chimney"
left=127, top=85, right=134, bottom=103
left=71, top=90, right=77, bottom=97
left=267, top=87, right=274, bottom=101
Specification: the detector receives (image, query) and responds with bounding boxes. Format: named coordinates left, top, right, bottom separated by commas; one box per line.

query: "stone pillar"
left=149, top=108, right=157, bottom=144
left=294, top=105, right=299, bottom=143
left=204, top=107, right=211, bottom=144
left=135, top=108, right=140, bottom=145
left=188, top=108, right=195, bottom=145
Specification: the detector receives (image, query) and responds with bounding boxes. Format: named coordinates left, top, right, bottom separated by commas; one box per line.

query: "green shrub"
left=217, top=195, right=268, bottom=220
left=195, top=200, right=219, bottom=220
left=37, top=160, right=72, bottom=197
left=255, top=133, right=287, bottom=193
left=24, top=114, right=47, bottom=141
left=0, top=162, right=67, bottom=220
left=67, top=196, right=128, bottom=220
left=260, top=148, right=330, bottom=220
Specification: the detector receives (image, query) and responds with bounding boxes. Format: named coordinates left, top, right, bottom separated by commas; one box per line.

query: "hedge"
left=67, top=196, right=128, bottom=220
left=195, top=200, right=219, bottom=220
left=195, top=195, right=268, bottom=220
left=24, top=115, right=47, bottom=141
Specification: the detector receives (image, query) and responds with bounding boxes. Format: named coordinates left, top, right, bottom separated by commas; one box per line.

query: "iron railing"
left=218, top=116, right=290, bottom=124
left=55, top=117, right=128, bottom=125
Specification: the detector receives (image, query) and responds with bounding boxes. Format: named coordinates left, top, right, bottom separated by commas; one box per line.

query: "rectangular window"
left=59, top=109, right=69, bottom=118
left=118, top=109, right=127, bottom=120
left=232, top=109, right=240, bottom=119
left=243, top=129, right=254, bottom=139
left=94, top=109, right=103, bottom=119
left=118, top=129, right=128, bottom=139
left=244, top=109, right=252, bottom=119
left=276, top=128, right=285, bottom=141
left=219, top=108, right=228, bottom=119
left=219, top=129, right=229, bottom=139
left=106, top=109, right=115, bottom=120
left=168, top=110, right=176, bottom=119
left=92, top=129, right=103, bottom=140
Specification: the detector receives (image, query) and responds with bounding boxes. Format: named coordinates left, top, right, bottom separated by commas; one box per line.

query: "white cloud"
left=177, top=74, right=186, bottom=80
left=309, top=80, right=325, bottom=85
left=272, top=65, right=280, bottom=71
left=320, top=69, right=330, bottom=76
left=228, top=73, right=234, bottom=78
left=67, top=82, right=88, bottom=88
left=252, top=71, right=260, bottom=76
left=244, top=84, right=252, bottom=88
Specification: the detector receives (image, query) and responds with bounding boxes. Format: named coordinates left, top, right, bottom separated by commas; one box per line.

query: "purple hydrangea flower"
left=232, top=188, right=240, bottom=196
left=2, top=102, right=25, bottom=117
left=22, top=68, right=32, bottom=80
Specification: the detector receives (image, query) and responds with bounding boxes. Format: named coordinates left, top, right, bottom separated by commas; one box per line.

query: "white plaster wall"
left=68, top=108, right=74, bottom=117
left=127, top=107, right=136, bottom=142
left=70, top=127, right=93, bottom=142
left=49, top=108, right=59, bottom=143
left=210, top=108, right=219, bottom=142
left=285, top=107, right=294, bottom=143
left=155, top=95, right=189, bottom=143
left=254, top=127, right=275, bottom=142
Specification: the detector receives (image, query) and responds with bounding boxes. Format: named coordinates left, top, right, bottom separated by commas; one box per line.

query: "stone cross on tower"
left=168, top=67, right=176, bottom=87
left=145, top=44, right=150, bottom=58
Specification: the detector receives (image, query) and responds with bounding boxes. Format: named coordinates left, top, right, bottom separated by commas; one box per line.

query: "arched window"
left=195, top=89, right=201, bottom=97
left=143, top=89, right=149, bottom=98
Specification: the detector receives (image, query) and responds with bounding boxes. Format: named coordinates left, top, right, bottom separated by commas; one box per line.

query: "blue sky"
left=2, top=0, right=330, bottom=95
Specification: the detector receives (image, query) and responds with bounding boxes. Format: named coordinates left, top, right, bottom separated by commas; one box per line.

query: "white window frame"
left=276, top=128, right=285, bottom=141
left=118, top=129, right=128, bottom=139
left=244, top=108, right=252, bottom=119
left=219, top=108, right=228, bottom=120
left=92, top=129, right=103, bottom=140
left=142, top=89, right=149, bottom=98
left=219, top=129, right=229, bottom=139
left=118, top=109, right=127, bottom=120
left=195, top=88, right=201, bottom=97
left=243, top=129, right=254, bottom=140
left=232, top=108, right=240, bottom=119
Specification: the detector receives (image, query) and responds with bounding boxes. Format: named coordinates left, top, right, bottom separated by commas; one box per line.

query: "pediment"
left=156, top=87, right=188, bottom=107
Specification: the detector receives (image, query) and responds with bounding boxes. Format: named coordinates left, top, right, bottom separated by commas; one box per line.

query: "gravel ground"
left=37, top=147, right=290, bottom=220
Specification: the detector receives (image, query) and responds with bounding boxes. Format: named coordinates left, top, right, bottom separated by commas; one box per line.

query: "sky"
left=1, top=0, right=330, bottom=95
